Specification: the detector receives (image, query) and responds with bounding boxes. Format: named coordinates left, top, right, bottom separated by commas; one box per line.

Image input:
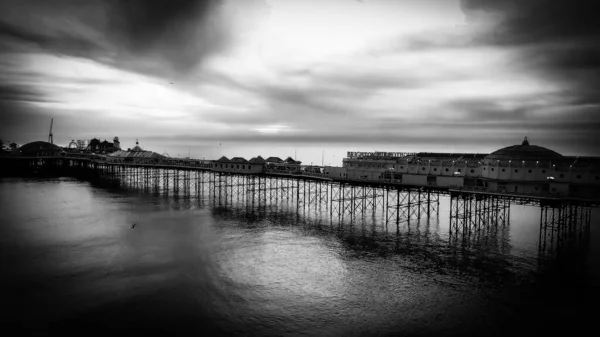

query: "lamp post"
left=569, top=164, right=572, bottom=180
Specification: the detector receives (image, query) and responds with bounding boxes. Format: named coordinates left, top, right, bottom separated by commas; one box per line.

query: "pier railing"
left=2, top=154, right=599, bottom=205
left=451, top=185, right=559, bottom=197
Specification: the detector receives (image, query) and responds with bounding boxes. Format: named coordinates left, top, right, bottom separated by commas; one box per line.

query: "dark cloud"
left=259, top=84, right=357, bottom=117
left=103, top=0, right=228, bottom=77
left=284, top=66, right=425, bottom=91
left=461, top=0, right=599, bottom=44
left=0, top=21, right=101, bottom=59
left=460, top=0, right=600, bottom=80
left=459, top=0, right=600, bottom=150
left=191, top=70, right=376, bottom=122
left=0, top=100, right=57, bottom=143
left=0, top=0, right=267, bottom=79
left=202, top=64, right=424, bottom=124
left=0, top=83, right=58, bottom=104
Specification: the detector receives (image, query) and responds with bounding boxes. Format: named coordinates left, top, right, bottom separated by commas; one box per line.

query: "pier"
left=1, top=153, right=595, bottom=261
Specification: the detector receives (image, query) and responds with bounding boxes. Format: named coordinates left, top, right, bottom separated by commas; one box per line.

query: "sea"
left=1, top=176, right=599, bottom=336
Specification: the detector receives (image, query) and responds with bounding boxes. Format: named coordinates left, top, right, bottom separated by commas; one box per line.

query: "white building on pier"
left=339, top=138, right=600, bottom=198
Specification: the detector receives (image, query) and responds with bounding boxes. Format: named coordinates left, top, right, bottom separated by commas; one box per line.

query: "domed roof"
left=15, top=141, right=63, bottom=156
left=484, top=137, right=562, bottom=162
left=249, top=156, right=266, bottom=164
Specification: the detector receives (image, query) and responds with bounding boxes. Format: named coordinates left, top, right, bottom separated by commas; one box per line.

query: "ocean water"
left=1, top=177, right=599, bottom=336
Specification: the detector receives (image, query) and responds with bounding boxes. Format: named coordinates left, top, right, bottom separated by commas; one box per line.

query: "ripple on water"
left=1, top=177, right=598, bottom=336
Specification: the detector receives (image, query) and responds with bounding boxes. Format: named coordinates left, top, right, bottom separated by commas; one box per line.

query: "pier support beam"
left=539, top=202, right=591, bottom=257
left=449, top=192, right=510, bottom=239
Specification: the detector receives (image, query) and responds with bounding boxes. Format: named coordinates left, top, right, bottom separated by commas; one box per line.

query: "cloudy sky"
left=1, top=0, right=598, bottom=164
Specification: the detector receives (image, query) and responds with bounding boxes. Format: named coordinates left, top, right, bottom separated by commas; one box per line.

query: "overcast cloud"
left=0, top=0, right=598, bottom=164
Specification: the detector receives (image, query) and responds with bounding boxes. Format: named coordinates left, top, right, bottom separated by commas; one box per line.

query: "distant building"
left=265, top=157, right=283, bottom=164
left=10, top=141, right=64, bottom=157
left=1, top=141, right=19, bottom=153
left=0, top=139, right=11, bottom=153
left=106, top=139, right=164, bottom=163
left=211, top=155, right=265, bottom=173
left=87, top=136, right=121, bottom=154
left=283, top=157, right=302, bottom=165
left=340, top=137, right=600, bottom=198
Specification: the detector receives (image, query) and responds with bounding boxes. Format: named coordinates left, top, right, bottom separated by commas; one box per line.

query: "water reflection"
left=1, top=177, right=598, bottom=336
left=86, top=174, right=598, bottom=281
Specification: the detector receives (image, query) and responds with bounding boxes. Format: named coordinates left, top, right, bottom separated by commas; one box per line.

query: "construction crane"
left=48, top=118, right=53, bottom=144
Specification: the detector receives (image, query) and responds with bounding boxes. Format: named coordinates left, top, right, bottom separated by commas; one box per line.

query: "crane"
left=48, top=118, right=53, bottom=144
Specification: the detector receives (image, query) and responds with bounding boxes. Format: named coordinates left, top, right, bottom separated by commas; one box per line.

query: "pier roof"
left=230, top=157, right=248, bottom=163
left=265, top=156, right=283, bottom=163
left=12, top=141, right=64, bottom=156
left=284, top=157, right=299, bottom=164
left=414, top=152, right=487, bottom=165
left=249, top=156, right=266, bottom=164
left=108, top=149, right=165, bottom=159
left=215, top=156, right=230, bottom=162
left=484, top=138, right=562, bottom=164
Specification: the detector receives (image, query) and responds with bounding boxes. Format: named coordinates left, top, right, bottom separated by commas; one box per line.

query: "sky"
left=1, top=0, right=598, bottom=165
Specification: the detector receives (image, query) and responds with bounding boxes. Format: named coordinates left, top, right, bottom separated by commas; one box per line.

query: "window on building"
left=434, top=168, right=437, bottom=171
left=491, top=168, right=494, bottom=172
left=457, top=169, right=461, bottom=172
left=576, top=174, right=581, bottom=179
left=542, top=170, right=546, bottom=174
left=502, top=168, right=505, bottom=172
left=421, top=167, right=425, bottom=171
left=470, top=169, right=475, bottom=173
left=400, top=166, right=404, bottom=169
left=528, top=169, right=532, bottom=173
left=514, top=169, right=518, bottom=173
left=559, top=174, right=564, bottom=178
left=237, top=165, right=239, bottom=169
left=445, top=168, right=449, bottom=172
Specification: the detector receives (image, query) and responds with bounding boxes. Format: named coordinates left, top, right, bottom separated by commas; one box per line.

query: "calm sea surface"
left=1, top=177, right=599, bottom=336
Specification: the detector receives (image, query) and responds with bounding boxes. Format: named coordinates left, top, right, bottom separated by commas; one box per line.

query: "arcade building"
left=87, top=137, right=121, bottom=154
left=340, top=138, right=600, bottom=199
